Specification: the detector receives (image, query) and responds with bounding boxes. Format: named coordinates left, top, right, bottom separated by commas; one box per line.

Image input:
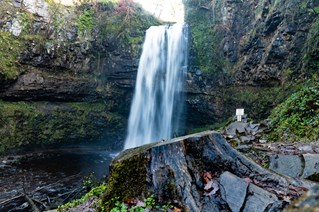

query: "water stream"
left=0, top=143, right=115, bottom=211
left=124, top=24, right=188, bottom=149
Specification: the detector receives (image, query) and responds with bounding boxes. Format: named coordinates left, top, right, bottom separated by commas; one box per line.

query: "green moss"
left=100, top=153, right=149, bottom=211
left=0, top=31, right=22, bottom=80
left=0, top=101, right=124, bottom=154
left=267, top=81, right=319, bottom=142
left=78, top=9, right=94, bottom=38
left=185, top=0, right=229, bottom=75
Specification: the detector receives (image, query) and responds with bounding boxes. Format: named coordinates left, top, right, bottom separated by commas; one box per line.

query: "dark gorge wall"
left=0, top=0, right=159, bottom=153
left=0, top=0, right=318, bottom=153
left=184, top=0, right=319, bottom=126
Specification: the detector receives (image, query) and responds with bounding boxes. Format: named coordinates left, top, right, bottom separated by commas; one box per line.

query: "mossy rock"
left=0, top=101, right=125, bottom=154
left=100, top=148, right=151, bottom=211
left=0, top=31, right=22, bottom=81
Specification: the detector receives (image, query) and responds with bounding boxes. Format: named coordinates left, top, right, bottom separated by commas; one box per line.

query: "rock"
left=269, top=154, right=319, bottom=181
left=248, top=122, right=260, bottom=131
left=287, top=185, right=319, bottom=210
left=102, top=131, right=314, bottom=211
left=9, top=19, right=22, bottom=36
left=243, top=183, right=279, bottom=212
left=22, top=0, right=50, bottom=22
left=301, top=154, right=319, bottom=179
left=240, top=135, right=255, bottom=144
left=220, top=171, right=248, bottom=212
left=195, top=70, right=202, bottom=76
left=259, top=139, right=268, bottom=143
left=269, top=155, right=303, bottom=178
left=297, top=145, right=313, bottom=153
left=0, top=71, right=99, bottom=101
left=225, top=122, right=248, bottom=136
left=15, top=202, right=29, bottom=210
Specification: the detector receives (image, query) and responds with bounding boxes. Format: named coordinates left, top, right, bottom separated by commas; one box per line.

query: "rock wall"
left=0, top=0, right=159, bottom=153
left=184, top=0, right=319, bottom=126
left=0, top=0, right=318, bottom=152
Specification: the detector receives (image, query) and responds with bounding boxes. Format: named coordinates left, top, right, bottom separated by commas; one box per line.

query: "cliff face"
left=184, top=0, right=319, bottom=126
left=0, top=0, right=159, bottom=153
left=0, top=0, right=318, bottom=152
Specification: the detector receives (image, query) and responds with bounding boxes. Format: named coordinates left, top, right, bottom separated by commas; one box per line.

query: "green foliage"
left=18, top=12, right=35, bottom=33
left=107, top=195, right=173, bottom=212
left=83, top=172, right=99, bottom=190
left=78, top=9, right=94, bottom=38
left=58, top=182, right=107, bottom=211
left=0, top=31, right=22, bottom=80
left=96, top=0, right=161, bottom=56
left=267, top=82, right=319, bottom=142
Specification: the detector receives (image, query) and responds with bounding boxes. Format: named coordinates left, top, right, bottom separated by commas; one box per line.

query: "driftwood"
left=0, top=173, right=82, bottom=211
left=20, top=192, right=40, bottom=212
left=104, top=131, right=315, bottom=211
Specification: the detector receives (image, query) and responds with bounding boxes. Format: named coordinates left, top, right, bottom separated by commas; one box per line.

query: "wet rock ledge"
left=102, top=131, right=314, bottom=211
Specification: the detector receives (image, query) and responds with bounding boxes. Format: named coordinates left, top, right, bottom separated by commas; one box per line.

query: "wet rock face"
left=0, top=71, right=98, bottom=101
left=104, top=132, right=313, bottom=211
left=186, top=0, right=319, bottom=85
left=183, top=0, right=319, bottom=125
left=269, top=154, right=319, bottom=180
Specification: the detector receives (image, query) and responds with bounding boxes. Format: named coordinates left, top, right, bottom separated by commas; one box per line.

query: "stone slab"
left=269, top=154, right=303, bottom=178
left=220, top=171, right=248, bottom=212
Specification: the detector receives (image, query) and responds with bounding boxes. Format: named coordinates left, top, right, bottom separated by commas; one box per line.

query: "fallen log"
left=20, top=192, right=40, bottom=212
left=102, top=131, right=315, bottom=211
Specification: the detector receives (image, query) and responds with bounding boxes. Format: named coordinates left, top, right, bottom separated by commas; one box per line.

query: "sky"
left=133, top=0, right=184, bottom=23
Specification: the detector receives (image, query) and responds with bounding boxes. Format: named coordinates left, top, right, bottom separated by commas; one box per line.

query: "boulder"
left=102, top=131, right=314, bottom=211
left=269, top=154, right=319, bottom=181
left=220, top=172, right=248, bottom=212
left=269, top=155, right=303, bottom=178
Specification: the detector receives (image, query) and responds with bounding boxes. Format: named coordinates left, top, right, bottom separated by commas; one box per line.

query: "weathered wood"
left=20, top=192, right=40, bottom=212
left=104, top=131, right=315, bottom=211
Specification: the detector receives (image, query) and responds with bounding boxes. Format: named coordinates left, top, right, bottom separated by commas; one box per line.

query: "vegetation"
left=0, top=101, right=124, bottom=154
left=267, top=82, right=319, bottom=142
left=107, top=195, right=174, bottom=212
left=77, top=9, right=94, bottom=38
left=95, top=0, right=161, bottom=56
left=58, top=182, right=107, bottom=211
left=185, top=0, right=225, bottom=75
left=0, top=31, right=22, bottom=80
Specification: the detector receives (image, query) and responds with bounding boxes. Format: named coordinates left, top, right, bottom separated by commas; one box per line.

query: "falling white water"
left=124, top=24, right=188, bottom=149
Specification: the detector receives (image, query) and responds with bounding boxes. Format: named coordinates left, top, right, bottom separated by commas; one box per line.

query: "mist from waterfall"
left=124, top=24, right=188, bottom=149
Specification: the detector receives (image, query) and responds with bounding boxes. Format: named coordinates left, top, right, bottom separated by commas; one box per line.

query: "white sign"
left=236, top=108, right=244, bottom=122
left=236, top=109, right=244, bottom=116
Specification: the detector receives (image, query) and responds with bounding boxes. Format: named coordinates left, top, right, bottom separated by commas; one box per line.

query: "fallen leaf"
left=203, top=172, right=214, bottom=184
left=174, top=207, right=182, bottom=212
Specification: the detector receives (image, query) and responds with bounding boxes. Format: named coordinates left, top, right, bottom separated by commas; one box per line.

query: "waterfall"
left=124, top=24, right=188, bottom=149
